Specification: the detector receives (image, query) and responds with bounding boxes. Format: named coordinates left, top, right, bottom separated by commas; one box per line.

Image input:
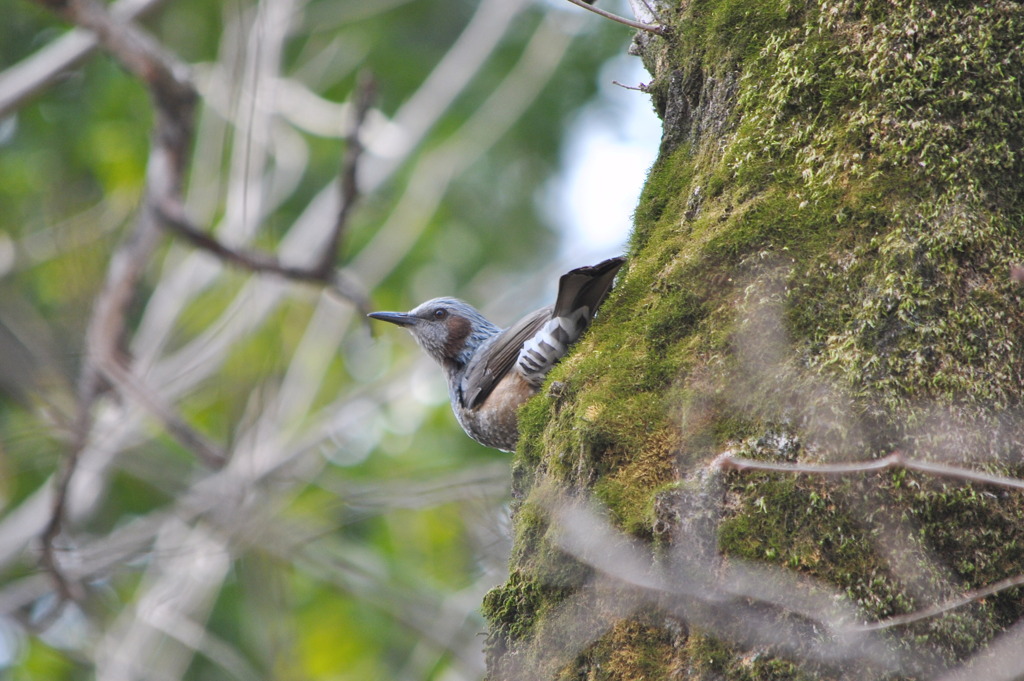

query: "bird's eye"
left=433, top=308, right=448, bottom=320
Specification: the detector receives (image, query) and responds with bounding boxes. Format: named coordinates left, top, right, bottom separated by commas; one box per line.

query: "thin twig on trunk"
left=562, top=0, right=668, bottom=36
left=716, top=450, right=1024, bottom=493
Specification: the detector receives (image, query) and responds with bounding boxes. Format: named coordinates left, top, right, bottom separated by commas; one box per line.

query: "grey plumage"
left=369, top=257, right=625, bottom=450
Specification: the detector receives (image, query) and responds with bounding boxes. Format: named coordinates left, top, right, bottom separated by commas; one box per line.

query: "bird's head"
left=368, top=297, right=499, bottom=368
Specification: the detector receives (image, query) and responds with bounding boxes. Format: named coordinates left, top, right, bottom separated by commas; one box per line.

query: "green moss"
left=686, top=634, right=819, bottom=681
left=717, top=473, right=907, bottom=615
left=632, top=142, right=698, bottom=250
left=562, top=618, right=678, bottom=681
left=482, top=569, right=546, bottom=646
left=592, top=478, right=652, bottom=537
left=906, top=479, right=1024, bottom=611
left=516, top=392, right=556, bottom=467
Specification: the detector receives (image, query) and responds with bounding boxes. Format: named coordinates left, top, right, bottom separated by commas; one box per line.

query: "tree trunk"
left=483, top=2, right=1024, bottom=679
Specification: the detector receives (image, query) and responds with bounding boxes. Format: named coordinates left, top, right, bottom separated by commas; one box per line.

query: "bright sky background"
left=545, top=55, right=662, bottom=258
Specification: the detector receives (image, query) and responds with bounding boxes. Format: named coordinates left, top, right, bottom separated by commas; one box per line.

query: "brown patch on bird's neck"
left=443, top=315, right=472, bottom=363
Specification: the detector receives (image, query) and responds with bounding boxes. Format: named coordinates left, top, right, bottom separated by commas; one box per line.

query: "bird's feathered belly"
left=455, top=371, right=537, bottom=451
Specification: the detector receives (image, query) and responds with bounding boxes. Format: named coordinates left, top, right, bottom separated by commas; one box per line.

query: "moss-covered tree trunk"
left=483, top=1, right=1024, bottom=679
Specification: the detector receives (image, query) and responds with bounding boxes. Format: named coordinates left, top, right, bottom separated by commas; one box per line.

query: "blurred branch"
left=562, top=0, right=668, bottom=36
left=360, top=0, right=525, bottom=190
left=508, top=477, right=1024, bottom=678
left=153, top=72, right=376, bottom=314
left=32, top=0, right=196, bottom=113
left=933, top=619, right=1024, bottom=681
left=717, top=445, right=1024, bottom=634
left=29, top=0, right=377, bottom=605
left=98, top=356, right=226, bottom=468
left=1, top=0, right=171, bottom=118
left=321, top=72, right=375, bottom=279
left=320, top=462, right=510, bottom=519
left=852, top=572, right=1024, bottom=633
left=529, top=498, right=905, bottom=677
left=353, top=9, right=573, bottom=287
left=0, top=200, right=131, bottom=278
left=153, top=202, right=370, bottom=314
left=716, top=450, right=1024, bottom=493
left=31, top=0, right=198, bottom=604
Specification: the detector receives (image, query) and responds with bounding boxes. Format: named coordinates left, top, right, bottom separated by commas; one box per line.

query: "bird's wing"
left=460, top=305, right=553, bottom=410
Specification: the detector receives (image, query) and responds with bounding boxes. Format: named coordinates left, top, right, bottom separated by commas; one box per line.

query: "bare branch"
left=612, top=79, right=649, bottom=92
left=150, top=73, right=376, bottom=313
left=716, top=450, right=1024, bottom=493
left=851, top=573, right=1024, bottom=632
left=315, top=72, right=376, bottom=279
left=153, top=202, right=371, bottom=315
left=38, top=405, right=91, bottom=605
left=562, top=0, right=668, bottom=36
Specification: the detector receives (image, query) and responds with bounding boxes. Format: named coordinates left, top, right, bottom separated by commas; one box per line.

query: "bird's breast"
left=455, top=371, right=537, bottom=451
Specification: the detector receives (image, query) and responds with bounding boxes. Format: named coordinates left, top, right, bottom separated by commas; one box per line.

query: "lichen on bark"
left=483, top=2, right=1024, bottom=679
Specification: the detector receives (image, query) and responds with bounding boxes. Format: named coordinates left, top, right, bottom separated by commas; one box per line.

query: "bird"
left=368, top=257, right=625, bottom=451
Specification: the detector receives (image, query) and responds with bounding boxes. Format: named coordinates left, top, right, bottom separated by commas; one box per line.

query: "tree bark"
left=483, top=1, right=1024, bottom=679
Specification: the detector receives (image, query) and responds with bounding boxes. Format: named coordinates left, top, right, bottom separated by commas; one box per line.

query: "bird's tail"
left=552, top=256, right=626, bottom=322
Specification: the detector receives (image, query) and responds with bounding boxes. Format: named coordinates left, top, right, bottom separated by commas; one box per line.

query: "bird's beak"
left=367, top=311, right=418, bottom=327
